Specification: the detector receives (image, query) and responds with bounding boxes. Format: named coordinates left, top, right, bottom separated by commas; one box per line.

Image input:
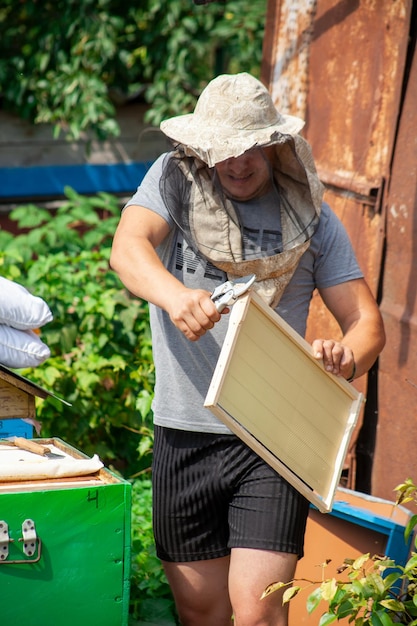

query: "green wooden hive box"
left=0, top=437, right=132, bottom=626
left=0, top=365, right=132, bottom=624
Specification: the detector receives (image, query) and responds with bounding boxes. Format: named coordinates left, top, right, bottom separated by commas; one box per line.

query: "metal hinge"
left=21, top=519, right=38, bottom=558
left=0, top=518, right=42, bottom=564
left=0, top=520, right=12, bottom=561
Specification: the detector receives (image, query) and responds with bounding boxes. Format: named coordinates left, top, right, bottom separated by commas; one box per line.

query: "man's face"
left=214, top=146, right=275, bottom=201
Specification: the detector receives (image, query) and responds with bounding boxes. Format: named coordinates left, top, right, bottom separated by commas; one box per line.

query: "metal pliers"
left=211, top=274, right=257, bottom=313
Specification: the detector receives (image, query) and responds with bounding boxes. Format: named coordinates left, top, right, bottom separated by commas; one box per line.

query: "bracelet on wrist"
left=347, top=361, right=356, bottom=383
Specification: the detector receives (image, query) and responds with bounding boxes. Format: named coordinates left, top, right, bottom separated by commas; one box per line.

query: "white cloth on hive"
left=0, top=444, right=104, bottom=481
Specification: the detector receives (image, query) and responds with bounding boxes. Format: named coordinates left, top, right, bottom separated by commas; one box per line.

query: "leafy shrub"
left=130, top=478, right=178, bottom=625
left=262, top=478, right=417, bottom=626
left=0, top=189, right=154, bottom=477
left=0, top=0, right=267, bottom=141
left=0, top=192, right=177, bottom=621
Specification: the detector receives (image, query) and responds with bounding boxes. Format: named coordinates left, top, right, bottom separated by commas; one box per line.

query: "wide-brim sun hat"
left=160, top=72, right=305, bottom=168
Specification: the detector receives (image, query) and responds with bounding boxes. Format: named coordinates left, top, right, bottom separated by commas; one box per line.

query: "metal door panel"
left=263, top=0, right=411, bottom=191
left=375, top=40, right=417, bottom=500
left=262, top=0, right=413, bottom=491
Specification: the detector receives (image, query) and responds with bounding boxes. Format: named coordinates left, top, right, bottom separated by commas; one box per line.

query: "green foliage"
left=0, top=191, right=154, bottom=477
left=262, top=479, right=417, bottom=625
left=138, top=0, right=267, bottom=126
left=130, top=478, right=178, bottom=625
left=0, top=196, right=177, bottom=620
left=0, top=0, right=267, bottom=141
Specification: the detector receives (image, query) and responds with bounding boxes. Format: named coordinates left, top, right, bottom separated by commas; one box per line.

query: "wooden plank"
left=205, top=291, right=363, bottom=512
left=0, top=365, right=70, bottom=407
left=0, top=379, right=35, bottom=419
left=0, top=365, right=47, bottom=399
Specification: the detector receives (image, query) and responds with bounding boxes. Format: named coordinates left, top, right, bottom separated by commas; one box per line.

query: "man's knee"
left=232, top=601, right=289, bottom=626
left=175, top=601, right=233, bottom=626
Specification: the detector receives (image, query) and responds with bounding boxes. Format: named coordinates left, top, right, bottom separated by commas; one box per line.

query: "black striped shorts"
left=152, top=426, right=310, bottom=562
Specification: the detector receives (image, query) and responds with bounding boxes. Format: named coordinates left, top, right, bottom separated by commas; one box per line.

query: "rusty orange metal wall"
left=375, top=41, right=417, bottom=499
left=261, top=0, right=415, bottom=496
left=262, top=1, right=410, bottom=190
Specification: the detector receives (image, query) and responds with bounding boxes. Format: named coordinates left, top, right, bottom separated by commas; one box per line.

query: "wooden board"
left=0, top=378, right=35, bottom=419
left=204, top=291, right=364, bottom=513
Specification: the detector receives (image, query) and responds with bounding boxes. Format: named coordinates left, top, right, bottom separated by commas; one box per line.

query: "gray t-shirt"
left=125, top=153, right=363, bottom=434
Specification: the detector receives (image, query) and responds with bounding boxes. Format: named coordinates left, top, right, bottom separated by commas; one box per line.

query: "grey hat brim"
left=160, top=113, right=305, bottom=167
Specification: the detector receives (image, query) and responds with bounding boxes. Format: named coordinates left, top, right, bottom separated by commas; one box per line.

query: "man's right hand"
left=167, top=288, right=225, bottom=341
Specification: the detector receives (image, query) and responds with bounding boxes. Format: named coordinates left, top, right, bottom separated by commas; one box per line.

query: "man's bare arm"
left=110, top=205, right=221, bottom=341
left=314, top=279, right=386, bottom=381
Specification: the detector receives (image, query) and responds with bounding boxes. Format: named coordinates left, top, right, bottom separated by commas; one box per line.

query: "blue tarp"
left=0, top=162, right=153, bottom=199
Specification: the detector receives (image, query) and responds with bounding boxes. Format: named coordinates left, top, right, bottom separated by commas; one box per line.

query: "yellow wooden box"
left=205, top=291, right=364, bottom=512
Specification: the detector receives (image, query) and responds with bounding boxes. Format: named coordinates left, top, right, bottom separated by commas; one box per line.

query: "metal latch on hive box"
left=0, top=520, right=11, bottom=561
left=0, top=518, right=41, bottom=564
left=21, top=519, right=39, bottom=558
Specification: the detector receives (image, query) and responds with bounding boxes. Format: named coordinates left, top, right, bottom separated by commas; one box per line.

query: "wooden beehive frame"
left=204, top=291, right=364, bottom=513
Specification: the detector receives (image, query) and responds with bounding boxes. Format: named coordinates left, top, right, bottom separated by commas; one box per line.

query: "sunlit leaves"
left=263, top=542, right=417, bottom=626
left=0, top=0, right=267, bottom=140
left=1, top=190, right=154, bottom=476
